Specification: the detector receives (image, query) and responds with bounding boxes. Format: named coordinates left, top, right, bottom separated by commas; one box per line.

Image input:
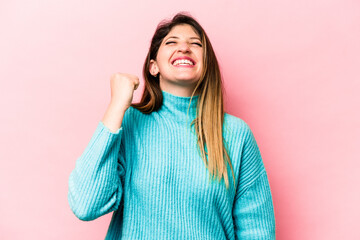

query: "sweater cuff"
left=99, top=121, right=122, bottom=135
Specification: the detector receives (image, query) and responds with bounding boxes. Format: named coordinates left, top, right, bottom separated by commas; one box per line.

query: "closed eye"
left=165, top=41, right=202, bottom=47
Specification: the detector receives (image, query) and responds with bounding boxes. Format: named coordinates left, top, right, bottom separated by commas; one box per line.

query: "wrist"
left=108, top=102, right=128, bottom=114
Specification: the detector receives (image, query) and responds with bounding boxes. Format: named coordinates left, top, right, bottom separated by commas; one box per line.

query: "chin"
left=175, top=75, right=200, bottom=81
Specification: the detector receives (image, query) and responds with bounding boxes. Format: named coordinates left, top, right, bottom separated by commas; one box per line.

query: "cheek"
left=157, top=52, right=171, bottom=66
left=197, top=52, right=204, bottom=64
left=197, top=58, right=203, bottom=69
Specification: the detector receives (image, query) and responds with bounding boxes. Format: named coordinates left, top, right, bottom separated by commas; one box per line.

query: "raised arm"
left=67, top=73, right=139, bottom=221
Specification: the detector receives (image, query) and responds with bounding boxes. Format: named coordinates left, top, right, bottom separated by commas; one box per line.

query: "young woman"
left=68, top=12, right=275, bottom=239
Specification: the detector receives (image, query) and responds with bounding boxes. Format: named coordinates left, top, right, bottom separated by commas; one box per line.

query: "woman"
left=68, top=12, right=276, bottom=239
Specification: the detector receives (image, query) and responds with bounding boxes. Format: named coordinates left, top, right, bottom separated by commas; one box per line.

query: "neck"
left=157, top=90, right=199, bottom=124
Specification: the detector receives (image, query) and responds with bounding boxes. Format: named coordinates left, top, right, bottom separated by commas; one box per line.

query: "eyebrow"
left=165, top=36, right=201, bottom=41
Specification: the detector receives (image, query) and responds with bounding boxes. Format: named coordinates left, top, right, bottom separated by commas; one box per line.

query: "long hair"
left=131, top=12, right=235, bottom=190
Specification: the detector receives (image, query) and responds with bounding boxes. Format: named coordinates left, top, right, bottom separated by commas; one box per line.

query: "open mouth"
left=172, top=59, right=195, bottom=66
left=171, top=56, right=196, bottom=67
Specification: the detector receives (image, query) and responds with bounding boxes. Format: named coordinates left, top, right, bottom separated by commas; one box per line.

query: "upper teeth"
left=173, top=59, right=194, bottom=66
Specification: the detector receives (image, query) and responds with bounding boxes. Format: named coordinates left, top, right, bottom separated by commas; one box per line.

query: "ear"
left=149, top=59, right=159, bottom=76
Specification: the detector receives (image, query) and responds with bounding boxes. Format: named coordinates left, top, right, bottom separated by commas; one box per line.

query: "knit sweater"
left=68, top=90, right=275, bottom=239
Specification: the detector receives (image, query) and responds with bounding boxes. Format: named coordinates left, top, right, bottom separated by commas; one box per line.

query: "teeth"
left=173, top=59, right=194, bottom=66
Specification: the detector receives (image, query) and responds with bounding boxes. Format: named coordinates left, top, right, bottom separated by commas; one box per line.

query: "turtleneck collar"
left=157, top=90, right=199, bottom=124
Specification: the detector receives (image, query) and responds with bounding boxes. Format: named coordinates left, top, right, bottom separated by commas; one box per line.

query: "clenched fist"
left=101, top=73, right=140, bottom=133
left=109, top=73, right=140, bottom=112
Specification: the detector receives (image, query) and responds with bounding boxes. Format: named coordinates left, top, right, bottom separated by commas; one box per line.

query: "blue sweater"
left=68, top=90, right=275, bottom=239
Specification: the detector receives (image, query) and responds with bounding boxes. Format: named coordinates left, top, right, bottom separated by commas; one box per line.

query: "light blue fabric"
left=68, top=90, right=275, bottom=239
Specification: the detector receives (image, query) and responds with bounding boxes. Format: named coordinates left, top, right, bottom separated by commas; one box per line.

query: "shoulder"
left=223, top=112, right=261, bottom=163
left=122, top=106, right=154, bottom=132
left=223, top=112, right=253, bottom=142
left=122, top=106, right=143, bottom=125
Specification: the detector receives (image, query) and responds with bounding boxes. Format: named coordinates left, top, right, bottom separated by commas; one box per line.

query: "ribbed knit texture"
left=68, top=90, right=275, bottom=239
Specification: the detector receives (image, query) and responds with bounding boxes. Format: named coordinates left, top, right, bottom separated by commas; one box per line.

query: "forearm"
left=101, top=102, right=127, bottom=133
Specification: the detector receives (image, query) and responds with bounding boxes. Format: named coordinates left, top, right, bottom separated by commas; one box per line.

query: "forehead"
left=165, top=24, right=200, bottom=39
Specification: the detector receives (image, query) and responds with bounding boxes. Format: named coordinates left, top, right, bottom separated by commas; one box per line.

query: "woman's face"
left=150, top=24, right=204, bottom=94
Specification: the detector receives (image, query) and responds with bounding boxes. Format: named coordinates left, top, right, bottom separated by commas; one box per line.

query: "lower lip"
left=172, top=64, right=195, bottom=68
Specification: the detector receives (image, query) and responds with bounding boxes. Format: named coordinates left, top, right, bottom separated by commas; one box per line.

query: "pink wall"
left=1, top=0, right=359, bottom=239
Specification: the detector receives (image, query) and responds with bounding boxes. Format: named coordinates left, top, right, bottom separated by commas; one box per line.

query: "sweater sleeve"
left=232, top=124, right=276, bottom=239
left=68, top=121, right=126, bottom=221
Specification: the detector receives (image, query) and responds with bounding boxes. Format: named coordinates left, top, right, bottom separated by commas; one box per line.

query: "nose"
left=177, top=42, right=191, bottom=53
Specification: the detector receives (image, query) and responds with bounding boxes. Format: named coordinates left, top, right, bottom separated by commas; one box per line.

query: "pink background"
left=1, top=0, right=359, bottom=239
